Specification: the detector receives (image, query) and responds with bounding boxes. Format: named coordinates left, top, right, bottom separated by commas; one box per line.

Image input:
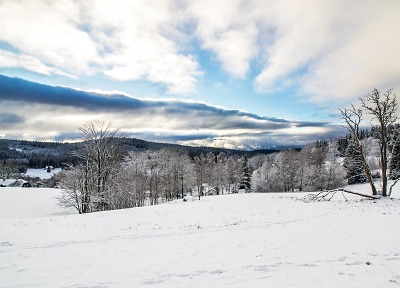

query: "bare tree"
left=122, top=150, right=149, bottom=207
left=339, top=105, right=378, bottom=195
left=324, top=159, right=347, bottom=190
left=58, top=166, right=87, bottom=214
left=126, top=148, right=195, bottom=204
left=216, top=152, right=227, bottom=194
left=361, top=88, right=398, bottom=196
left=60, top=120, right=120, bottom=213
left=174, top=151, right=194, bottom=199
left=225, top=155, right=241, bottom=193
left=277, top=150, right=299, bottom=192
left=250, top=153, right=281, bottom=192
left=193, top=153, right=206, bottom=199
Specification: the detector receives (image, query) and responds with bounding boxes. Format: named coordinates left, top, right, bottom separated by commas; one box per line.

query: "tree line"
left=250, top=140, right=346, bottom=192
left=58, top=121, right=252, bottom=214
left=249, top=88, right=400, bottom=196
left=59, top=88, right=399, bottom=213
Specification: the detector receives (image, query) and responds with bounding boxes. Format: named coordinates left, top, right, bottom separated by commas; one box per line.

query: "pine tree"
left=337, top=137, right=349, bottom=157
left=239, top=156, right=251, bottom=192
left=344, top=140, right=367, bottom=185
left=389, top=137, right=400, bottom=180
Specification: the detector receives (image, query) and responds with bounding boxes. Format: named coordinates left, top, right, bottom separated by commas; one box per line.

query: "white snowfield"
left=0, top=185, right=399, bottom=287
left=24, top=168, right=63, bottom=180
left=0, top=188, right=76, bottom=219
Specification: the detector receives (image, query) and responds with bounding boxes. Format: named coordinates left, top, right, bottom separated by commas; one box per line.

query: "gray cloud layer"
left=0, top=112, right=24, bottom=126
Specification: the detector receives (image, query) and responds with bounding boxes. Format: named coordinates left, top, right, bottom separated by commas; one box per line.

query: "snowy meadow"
left=1, top=185, right=399, bottom=287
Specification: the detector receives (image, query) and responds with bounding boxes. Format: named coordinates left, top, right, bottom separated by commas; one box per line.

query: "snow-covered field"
left=0, top=188, right=76, bottom=219
left=0, top=186, right=400, bottom=287
left=24, top=168, right=63, bottom=180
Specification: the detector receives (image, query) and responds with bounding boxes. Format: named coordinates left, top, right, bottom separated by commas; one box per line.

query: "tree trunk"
left=356, top=139, right=378, bottom=195
left=381, top=125, right=388, bottom=196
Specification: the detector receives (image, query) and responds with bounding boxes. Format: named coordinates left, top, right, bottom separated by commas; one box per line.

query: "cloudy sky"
left=0, top=0, right=399, bottom=149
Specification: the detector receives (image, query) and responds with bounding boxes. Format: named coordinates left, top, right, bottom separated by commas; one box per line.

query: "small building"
left=0, top=179, right=31, bottom=188
left=202, top=183, right=218, bottom=196
left=33, top=182, right=45, bottom=188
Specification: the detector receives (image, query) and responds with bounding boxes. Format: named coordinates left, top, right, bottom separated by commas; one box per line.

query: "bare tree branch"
left=360, top=88, right=398, bottom=196
left=339, top=105, right=378, bottom=195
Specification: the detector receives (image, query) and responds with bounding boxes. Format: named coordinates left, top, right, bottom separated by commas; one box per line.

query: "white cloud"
left=299, top=1, right=400, bottom=102
left=187, top=0, right=259, bottom=79
left=0, top=1, right=99, bottom=74
left=0, top=50, right=75, bottom=78
left=0, top=0, right=201, bottom=94
left=187, top=0, right=400, bottom=102
left=0, top=0, right=399, bottom=101
left=252, top=0, right=400, bottom=102
left=86, top=0, right=202, bottom=94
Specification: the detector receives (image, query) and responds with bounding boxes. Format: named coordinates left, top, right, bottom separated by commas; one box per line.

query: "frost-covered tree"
left=361, top=88, right=398, bottom=196
left=118, top=148, right=194, bottom=206
left=302, top=145, right=327, bottom=191
left=389, top=135, right=400, bottom=196
left=58, top=165, right=87, bottom=214
left=158, top=149, right=194, bottom=201
left=339, top=105, right=378, bottom=195
left=324, top=159, right=347, bottom=190
left=226, top=155, right=241, bottom=193
left=344, top=140, right=367, bottom=185
left=340, top=88, right=398, bottom=196
left=59, top=120, right=120, bottom=213
left=216, top=152, right=227, bottom=194
left=389, top=137, right=400, bottom=180
left=119, top=150, right=149, bottom=207
left=194, top=152, right=216, bottom=198
left=280, top=150, right=300, bottom=192
left=239, top=156, right=251, bottom=192
left=251, top=153, right=281, bottom=192
left=251, top=144, right=345, bottom=193
left=174, top=150, right=195, bottom=199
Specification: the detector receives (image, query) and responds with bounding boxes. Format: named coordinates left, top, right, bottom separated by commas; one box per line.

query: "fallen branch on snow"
left=302, top=188, right=381, bottom=202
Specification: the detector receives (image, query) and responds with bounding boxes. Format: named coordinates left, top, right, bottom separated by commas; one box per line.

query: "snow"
left=0, top=188, right=76, bottom=219
left=1, top=185, right=400, bottom=287
left=24, top=168, right=62, bottom=180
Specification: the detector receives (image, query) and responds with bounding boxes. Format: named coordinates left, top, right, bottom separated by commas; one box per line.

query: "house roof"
left=1, top=179, right=29, bottom=187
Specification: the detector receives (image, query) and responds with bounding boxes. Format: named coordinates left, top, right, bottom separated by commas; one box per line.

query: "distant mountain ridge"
left=0, top=137, right=283, bottom=168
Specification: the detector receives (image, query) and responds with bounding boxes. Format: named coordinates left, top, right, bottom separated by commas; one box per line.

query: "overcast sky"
left=0, top=0, right=399, bottom=149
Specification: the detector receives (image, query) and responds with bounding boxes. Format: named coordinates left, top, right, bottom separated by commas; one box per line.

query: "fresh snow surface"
left=0, top=188, right=76, bottom=219
left=24, top=168, right=62, bottom=180
left=1, top=185, right=400, bottom=287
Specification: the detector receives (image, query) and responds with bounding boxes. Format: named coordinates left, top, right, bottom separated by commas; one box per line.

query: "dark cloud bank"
left=0, top=74, right=343, bottom=147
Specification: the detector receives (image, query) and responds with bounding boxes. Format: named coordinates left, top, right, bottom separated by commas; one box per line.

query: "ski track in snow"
left=0, top=187, right=400, bottom=287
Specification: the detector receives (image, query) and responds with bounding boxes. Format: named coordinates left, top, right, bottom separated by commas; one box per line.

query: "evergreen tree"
left=337, top=137, right=349, bottom=157
left=389, top=137, right=400, bottom=180
left=344, top=140, right=367, bottom=185
left=239, top=156, right=251, bottom=192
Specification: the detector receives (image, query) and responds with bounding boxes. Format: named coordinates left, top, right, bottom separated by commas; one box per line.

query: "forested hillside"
left=0, top=137, right=279, bottom=176
left=0, top=139, right=79, bottom=169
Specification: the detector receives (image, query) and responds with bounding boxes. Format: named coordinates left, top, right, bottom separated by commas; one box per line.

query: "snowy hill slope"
left=0, top=187, right=400, bottom=287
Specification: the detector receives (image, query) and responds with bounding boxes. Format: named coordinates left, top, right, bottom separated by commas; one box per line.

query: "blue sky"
left=0, top=0, right=399, bottom=149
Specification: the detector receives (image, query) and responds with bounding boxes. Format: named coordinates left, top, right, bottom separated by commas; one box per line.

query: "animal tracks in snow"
left=0, top=241, right=12, bottom=247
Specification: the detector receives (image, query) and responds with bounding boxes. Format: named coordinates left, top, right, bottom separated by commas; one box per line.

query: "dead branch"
left=302, top=188, right=381, bottom=202
left=338, top=188, right=381, bottom=199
